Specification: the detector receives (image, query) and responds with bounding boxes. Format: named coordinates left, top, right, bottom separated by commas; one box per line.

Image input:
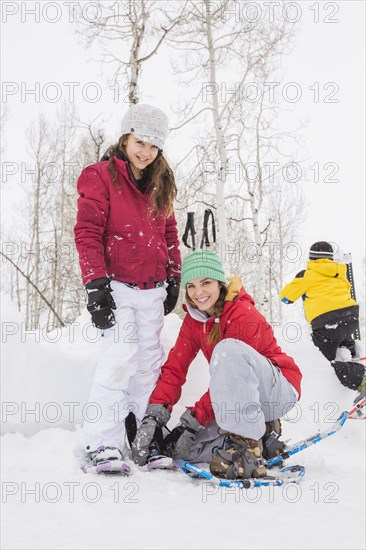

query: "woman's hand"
left=164, top=409, right=203, bottom=460
left=132, top=404, right=170, bottom=466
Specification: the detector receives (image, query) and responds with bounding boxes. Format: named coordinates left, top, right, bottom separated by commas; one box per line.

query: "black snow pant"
left=311, top=318, right=358, bottom=362
left=311, top=313, right=364, bottom=390
left=330, top=361, right=365, bottom=390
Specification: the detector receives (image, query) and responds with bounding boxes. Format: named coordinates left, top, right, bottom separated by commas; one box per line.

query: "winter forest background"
left=1, top=2, right=365, bottom=550
left=1, top=0, right=364, bottom=332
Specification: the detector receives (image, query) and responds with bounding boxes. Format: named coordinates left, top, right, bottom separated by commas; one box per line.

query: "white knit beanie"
left=120, top=104, right=169, bottom=150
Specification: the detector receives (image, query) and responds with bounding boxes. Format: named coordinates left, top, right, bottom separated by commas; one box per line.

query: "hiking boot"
left=262, top=419, right=285, bottom=461
left=89, top=445, right=124, bottom=465
left=146, top=427, right=167, bottom=463
left=209, top=434, right=266, bottom=480
left=353, top=374, right=366, bottom=405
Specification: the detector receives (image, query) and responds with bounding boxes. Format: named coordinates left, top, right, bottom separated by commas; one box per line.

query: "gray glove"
left=131, top=404, right=170, bottom=466
left=170, top=409, right=204, bottom=460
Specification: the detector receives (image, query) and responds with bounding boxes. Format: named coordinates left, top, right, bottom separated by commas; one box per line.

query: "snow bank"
left=1, top=294, right=100, bottom=434
left=1, top=292, right=359, bottom=437
left=1, top=293, right=211, bottom=435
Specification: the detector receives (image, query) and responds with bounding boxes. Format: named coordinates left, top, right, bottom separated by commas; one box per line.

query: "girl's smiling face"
left=186, top=278, right=221, bottom=317
left=125, top=134, right=159, bottom=177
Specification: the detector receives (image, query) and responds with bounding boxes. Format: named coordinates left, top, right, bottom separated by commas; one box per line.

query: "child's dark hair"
left=185, top=283, right=228, bottom=344
left=107, top=135, right=177, bottom=217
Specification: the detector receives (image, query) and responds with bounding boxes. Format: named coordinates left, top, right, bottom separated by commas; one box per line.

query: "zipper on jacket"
left=203, top=322, right=207, bottom=351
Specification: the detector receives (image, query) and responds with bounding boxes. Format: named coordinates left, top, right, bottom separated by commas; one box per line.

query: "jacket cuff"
left=83, top=269, right=109, bottom=286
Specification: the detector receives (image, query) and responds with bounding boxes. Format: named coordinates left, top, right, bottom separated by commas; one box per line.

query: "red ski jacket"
left=150, top=278, right=302, bottom=425
left=74, top=158, right=181, bottom=285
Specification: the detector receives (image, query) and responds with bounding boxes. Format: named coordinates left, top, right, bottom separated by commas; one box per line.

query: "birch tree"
left=77, top=0, right=188, bottom=104
left=166, top=1, right=303, bottom=312
left=167, top=2, right=292, bottom=244
left=23, top=116, right=54, bottom=328
left=3, top=108, right=107, bottom=329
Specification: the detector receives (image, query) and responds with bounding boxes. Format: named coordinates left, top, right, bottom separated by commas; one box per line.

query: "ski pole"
left=343, top=253, right=360, bottom=340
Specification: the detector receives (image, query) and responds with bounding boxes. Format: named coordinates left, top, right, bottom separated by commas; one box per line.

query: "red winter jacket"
left=74, top=158, right=181, bottom=285
left=149, top=278, right=302, bottom=426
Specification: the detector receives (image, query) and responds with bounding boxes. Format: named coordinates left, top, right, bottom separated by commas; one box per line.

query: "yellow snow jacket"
left=279, top=259, right=357, bottom=324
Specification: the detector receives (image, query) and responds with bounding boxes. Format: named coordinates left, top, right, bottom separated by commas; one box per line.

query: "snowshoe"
left=180, top=460, right=305, bottom=489
left=82, top=445, right=131, bottom=475
left=144, top=430, right=179, bottom=470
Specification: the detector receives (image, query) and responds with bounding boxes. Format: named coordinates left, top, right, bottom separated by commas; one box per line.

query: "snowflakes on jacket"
left=149, top=277, right=302, bottom=426
left=74, top=158, right=181, bottom=285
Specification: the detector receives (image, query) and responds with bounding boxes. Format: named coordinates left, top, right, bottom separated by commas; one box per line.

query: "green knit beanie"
left=181, top=250, right=226, bottom=287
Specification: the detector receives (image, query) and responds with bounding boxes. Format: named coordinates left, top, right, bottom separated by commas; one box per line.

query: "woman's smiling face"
left=186, top=278, right=221, bottom=316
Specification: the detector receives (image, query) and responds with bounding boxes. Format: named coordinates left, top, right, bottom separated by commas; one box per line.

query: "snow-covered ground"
left=1, top=295, right=365, bottom=550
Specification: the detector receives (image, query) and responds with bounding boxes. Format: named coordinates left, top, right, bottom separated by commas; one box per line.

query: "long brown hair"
left=186, top=283, right=228, bottom=344
left=107, top=135, right=177, bottom=217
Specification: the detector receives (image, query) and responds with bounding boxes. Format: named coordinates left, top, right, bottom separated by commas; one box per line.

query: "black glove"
left=132, top=404, right=171, bottom=466
left=164, top=409, right=203, bottom=460
left=85, top=277, right=116, bottom=330
left=163, top=276, right=181, bottom=316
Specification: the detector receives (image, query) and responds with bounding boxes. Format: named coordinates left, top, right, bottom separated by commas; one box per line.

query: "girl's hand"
left=164, top=276, right=181, bottom=315
left=85, top=277, right=116, bottom=330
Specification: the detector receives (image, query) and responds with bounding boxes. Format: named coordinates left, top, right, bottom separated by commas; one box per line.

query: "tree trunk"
left=205, top=0, right=228, bottom=251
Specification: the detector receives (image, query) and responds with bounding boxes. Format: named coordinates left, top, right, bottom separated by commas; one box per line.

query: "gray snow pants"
left=186, top=338, right=298, bottom=463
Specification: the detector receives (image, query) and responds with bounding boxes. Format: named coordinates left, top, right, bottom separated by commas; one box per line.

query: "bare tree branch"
left=1, top=251, right=66, bottom=327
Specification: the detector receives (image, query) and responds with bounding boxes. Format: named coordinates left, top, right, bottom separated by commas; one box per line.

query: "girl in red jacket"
left=132, top=249, right=302, bottom=480
left=74, top=104, right=181, bottom=472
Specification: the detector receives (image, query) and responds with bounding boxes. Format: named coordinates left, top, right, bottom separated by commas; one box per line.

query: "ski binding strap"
left=144, top=456, right=179, bottom=471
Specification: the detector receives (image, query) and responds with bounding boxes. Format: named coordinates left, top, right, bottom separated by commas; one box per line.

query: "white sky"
left=1, top=0, right=365, bottom=282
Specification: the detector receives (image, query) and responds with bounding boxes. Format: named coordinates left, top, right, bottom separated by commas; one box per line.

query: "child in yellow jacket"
left=280, top=241, right=364, bottom=395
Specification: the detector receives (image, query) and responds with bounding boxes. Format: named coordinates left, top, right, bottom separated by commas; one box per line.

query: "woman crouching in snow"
left=132, top=249, right=302, bottom=480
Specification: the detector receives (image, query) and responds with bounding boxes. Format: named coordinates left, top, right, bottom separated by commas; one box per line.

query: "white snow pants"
left=84, top=281, right=166, bottom=453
